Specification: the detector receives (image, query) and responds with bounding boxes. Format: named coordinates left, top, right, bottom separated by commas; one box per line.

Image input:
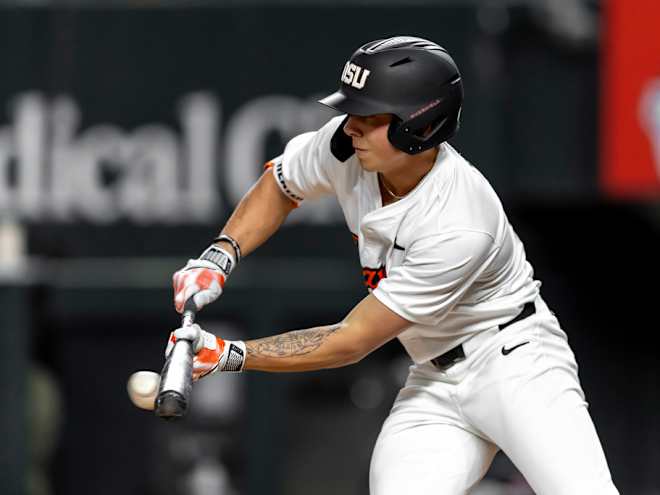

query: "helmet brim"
left=318, top=91, right=385, bottom=117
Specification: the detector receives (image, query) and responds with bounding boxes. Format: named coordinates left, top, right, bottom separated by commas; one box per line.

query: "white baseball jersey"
left=270, top=115, right=619, bottom=495
left=271, top=115, right=540, bottom=363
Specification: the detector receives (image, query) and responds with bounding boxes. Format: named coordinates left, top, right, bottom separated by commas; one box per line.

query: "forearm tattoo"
left=246, top=324, right=342, bottom=358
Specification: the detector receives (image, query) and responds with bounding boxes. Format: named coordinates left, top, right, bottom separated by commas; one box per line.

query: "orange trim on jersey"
left=263, top=161, right=274, bottom=170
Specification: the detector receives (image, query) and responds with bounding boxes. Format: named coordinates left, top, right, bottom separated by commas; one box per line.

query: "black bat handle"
left=155, top=299, right=197, bottom=420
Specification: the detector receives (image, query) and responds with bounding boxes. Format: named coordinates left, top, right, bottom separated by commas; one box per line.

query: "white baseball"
left=127, top=370, right=161, bottom=411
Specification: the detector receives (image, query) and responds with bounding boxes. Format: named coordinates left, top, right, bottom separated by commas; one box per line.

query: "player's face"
left=343, top=114, right=408, bottom=172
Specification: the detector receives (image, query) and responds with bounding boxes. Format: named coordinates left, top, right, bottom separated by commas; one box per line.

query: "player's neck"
left=379, top=146, right=438, bottom=202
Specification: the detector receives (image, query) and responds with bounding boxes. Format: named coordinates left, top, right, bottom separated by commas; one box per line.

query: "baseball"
left=127, top=370, right=160, bottom=411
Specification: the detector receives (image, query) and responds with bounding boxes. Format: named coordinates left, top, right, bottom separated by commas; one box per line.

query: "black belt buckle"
left=430, top=344, right=466, bottom=371
left=500, top=301, right=536, bottom=331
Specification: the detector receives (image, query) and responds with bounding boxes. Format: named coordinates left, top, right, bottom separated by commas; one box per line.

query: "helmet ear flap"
left=388, top=111, right=456, bottom=155
left=387, top=80, right=463, bottom=155
left=388, top=117, right=424, bottom=155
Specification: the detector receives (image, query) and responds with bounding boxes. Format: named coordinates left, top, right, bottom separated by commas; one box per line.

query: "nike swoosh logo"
left=501, top=341, right=530, bottom=355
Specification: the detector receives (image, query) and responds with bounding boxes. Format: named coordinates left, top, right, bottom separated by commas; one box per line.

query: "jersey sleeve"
left=372, top=231, right=498, bottom=326
left=269, top=116, right=346, bottom=203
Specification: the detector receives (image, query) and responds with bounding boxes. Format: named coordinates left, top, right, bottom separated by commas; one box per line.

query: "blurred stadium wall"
left=0, top=2, right=658, bottom=495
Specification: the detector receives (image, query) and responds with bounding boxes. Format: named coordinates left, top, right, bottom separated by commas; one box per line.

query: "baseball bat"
left=155, top=298, right=196, bottom=420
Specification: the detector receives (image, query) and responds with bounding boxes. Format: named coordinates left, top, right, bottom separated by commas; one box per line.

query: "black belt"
left=430, top=302, right=536, bottom=371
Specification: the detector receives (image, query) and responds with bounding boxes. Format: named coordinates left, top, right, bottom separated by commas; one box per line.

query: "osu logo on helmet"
left=341, top=62, right=370, bottom=89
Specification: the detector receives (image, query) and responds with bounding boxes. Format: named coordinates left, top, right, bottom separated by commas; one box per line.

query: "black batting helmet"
left=319, top=36, right=464, bottom=155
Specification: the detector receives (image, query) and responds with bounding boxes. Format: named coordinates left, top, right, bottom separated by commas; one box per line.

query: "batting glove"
left=165, top=323, right=246, bottom=380
left=172, top=245, right=236, bottom=313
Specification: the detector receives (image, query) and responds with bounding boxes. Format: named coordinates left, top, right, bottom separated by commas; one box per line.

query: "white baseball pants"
left=370, top=297, right=619, bottom=495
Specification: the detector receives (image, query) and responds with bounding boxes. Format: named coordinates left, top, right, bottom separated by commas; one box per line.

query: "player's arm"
left=173, top=120, right=340, bottom=314
left=216, top=167, right=296, bottom=258
left=244, top=294, right=411, bottom=371
left=168, top=294, right=412, bottom=378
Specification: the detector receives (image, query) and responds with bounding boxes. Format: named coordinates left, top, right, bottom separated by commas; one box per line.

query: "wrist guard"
left=220, top=340, right=247, bottom=372
left=199, top=245, right=236, bottom=276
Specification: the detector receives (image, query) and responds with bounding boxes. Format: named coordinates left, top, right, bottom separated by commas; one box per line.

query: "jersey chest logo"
left=341, top=62, right=371, bottom=89
left=350, top=231, right=387, bottom=289
left=362, top=265, right=387, bottom=290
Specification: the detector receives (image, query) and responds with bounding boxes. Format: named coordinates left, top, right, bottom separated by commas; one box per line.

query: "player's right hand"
left=172, top=259, right=227, bottom=313
left=165, top=323, right=246, bottom=379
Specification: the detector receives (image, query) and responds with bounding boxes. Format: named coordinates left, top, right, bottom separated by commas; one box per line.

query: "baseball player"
left=168, top=36, right=619, bottom=494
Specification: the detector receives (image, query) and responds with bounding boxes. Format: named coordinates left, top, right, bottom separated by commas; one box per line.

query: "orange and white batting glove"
left=165, top=323, right=246, bottom=380
left=172, top=245, right=235, bottom=313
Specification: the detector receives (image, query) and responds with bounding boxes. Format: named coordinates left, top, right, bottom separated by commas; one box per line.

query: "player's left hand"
left=165, top=324, right=246, bottom=380
left=172, top=259, right=227, bottom=314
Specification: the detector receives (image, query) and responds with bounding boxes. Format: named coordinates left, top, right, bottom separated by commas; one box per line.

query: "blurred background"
left=0, top=0, right=658, bottom=494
